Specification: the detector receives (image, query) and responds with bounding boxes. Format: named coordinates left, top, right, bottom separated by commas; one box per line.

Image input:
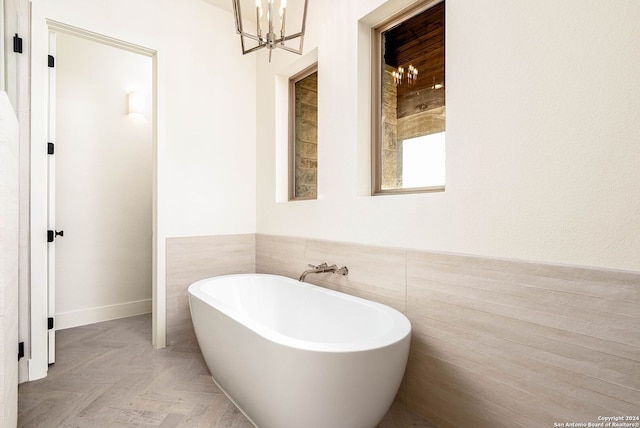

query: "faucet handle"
left=336, top=266, right=349, bottom=275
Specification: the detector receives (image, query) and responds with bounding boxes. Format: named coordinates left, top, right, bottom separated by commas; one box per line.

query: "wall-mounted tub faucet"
left=299, top=263, right=349, bottom=282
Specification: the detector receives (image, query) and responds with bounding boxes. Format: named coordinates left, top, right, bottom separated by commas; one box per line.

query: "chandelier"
left=392, top=65, right=419, bottom=86
left=232, top=0, right=309, bottom=62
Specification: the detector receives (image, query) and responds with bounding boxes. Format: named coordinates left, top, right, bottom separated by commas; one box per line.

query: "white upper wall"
left=28, top=0, right=257, bottom=356
left=256, top=0, right=640, bottom=272
left=33, top=0, right=257, bottom=239
left=29, top=0, right=640, bottom=271
left=54, top=32, right=153, bottom=318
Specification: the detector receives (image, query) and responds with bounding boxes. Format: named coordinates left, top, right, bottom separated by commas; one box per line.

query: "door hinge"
left=13, top=34, right=23, bottom=53
left=48, top=55, right=55, bottom=68
left=18, top=342, right=25, bottom=360
left=48, top=142, right=55, bottom=155
left=47, top=230, right=64, bottom=242
left=48, top=317, right=54, bottom=330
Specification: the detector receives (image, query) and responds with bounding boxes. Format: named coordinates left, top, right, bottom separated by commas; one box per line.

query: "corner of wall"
left=0, top=90, right=20, bottom=427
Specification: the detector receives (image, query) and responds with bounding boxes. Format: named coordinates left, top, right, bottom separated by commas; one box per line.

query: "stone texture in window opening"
left=382, top=65, right=401, bottom=189
left=294, top=72, right=318, bottom=199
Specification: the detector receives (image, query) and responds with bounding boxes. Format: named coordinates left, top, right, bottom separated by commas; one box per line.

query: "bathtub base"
left=210, top=375, right=260, bottom=428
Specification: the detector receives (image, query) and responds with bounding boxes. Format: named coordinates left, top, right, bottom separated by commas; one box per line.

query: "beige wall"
left=165, top=235, right=255, bottom=345
left=255, top=234, right=640, bottom=428
left=165, top=233, right=639, bottom=426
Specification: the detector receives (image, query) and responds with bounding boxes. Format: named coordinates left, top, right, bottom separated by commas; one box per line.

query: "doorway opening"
left=29, top=20, right=159, bottom=375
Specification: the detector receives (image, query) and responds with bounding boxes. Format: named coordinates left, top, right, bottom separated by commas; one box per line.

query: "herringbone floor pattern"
left=18, top=314, right=435, bottom=427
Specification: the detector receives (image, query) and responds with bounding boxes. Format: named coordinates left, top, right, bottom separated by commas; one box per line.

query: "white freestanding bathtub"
left=188, top=273, right=411, bottom=428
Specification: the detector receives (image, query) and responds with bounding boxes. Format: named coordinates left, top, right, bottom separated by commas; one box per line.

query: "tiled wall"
left=255, top=234, right=640, bottom=428
left=165, top=234, right=255, bottom=345
left=0, top=92, right=19, bottom=427
left=166, top=233, right=639, bottom=427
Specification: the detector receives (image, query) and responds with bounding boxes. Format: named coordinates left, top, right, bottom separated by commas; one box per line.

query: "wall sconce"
left=127, top=91, right=145, bottom=116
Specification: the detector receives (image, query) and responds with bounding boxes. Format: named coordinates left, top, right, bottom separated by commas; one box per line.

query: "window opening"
left=373, top=1, right=445, bottom=194
left=289, top=64, right=318, bottom=200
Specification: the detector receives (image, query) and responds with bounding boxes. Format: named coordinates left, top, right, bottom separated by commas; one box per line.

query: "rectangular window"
left=289, top=64, right=318, bottom=200
left=372, top=0, right=445, bottom=194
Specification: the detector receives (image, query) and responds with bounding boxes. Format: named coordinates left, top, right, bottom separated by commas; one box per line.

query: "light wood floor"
left=18, top=314, right=436, bottom=428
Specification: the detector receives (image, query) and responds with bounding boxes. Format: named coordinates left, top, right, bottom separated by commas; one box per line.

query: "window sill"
left=373, top=185, right=445, bottom=196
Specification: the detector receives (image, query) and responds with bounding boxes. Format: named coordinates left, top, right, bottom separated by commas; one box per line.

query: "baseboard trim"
left=55, top=299, right=152, bottom=330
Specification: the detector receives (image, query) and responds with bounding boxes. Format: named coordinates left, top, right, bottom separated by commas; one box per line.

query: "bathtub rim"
left=188, top=273, right=411, bottom=353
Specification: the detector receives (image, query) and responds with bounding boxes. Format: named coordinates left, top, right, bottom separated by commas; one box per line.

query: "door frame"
left=29, top=18, right=165, bottom=380
left=46, top=30, right=56, bottom=365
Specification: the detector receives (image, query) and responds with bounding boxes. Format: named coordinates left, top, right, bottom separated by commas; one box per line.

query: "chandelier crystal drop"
left=232, top=0, right=309, bottom=62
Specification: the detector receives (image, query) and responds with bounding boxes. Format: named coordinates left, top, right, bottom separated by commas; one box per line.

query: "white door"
left=46, top=31, right=57, bottom=364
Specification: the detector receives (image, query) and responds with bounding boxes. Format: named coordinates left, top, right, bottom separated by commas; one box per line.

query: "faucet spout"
left=299, top=263, right=337, bottom=282
left=299, top=263, right=348, bottom=282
